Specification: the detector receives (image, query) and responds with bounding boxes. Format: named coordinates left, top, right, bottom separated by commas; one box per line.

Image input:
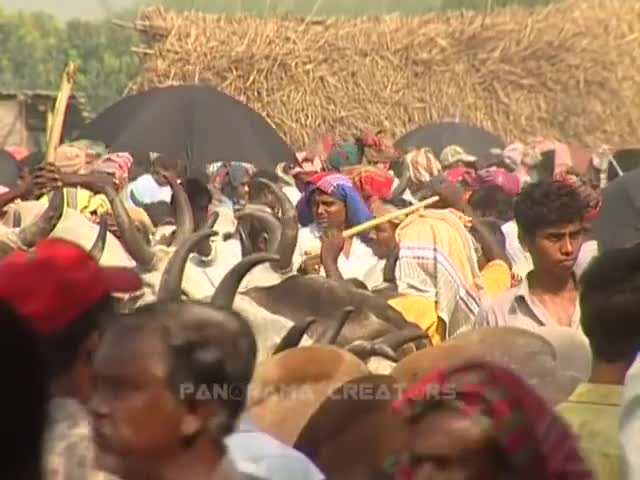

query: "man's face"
left=88, top=328, right=184, bottom=477
left=235, top=179, right=250, bottom=204
left=370, top=222, right=397, bottom=259
left=407, top=408, right=502, bottom=480
left=522, top=221, right=585, bottom=274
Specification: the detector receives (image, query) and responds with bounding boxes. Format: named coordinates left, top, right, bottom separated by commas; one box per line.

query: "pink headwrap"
left=5, top=146, right=29, bottom=161
left=94, top=152, right=133, bottom=190
left=474, top=166, right=521, bottom=196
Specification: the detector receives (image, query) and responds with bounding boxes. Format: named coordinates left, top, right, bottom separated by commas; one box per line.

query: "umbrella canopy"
left=591, top=168, right=640, bottom=252
left=75, top=85, right=295, bottom=178
left=394, top=121, right=505, bottom=160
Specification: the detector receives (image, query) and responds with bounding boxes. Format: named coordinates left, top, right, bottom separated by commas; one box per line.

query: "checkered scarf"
left=391, top=361, right=593, bottom=480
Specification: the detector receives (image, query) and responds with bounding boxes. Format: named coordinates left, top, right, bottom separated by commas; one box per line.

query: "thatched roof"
left=129, top=0, right=640, bottom=148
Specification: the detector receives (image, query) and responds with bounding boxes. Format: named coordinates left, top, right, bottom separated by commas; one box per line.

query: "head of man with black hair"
left=468, top=185, right=515, bottom=223
left=0, top=301, right=47, bottom=480
left=579, top=243, right=640, bottom=384
left=172, top=177, right=212, bottom=231
left=89, top=301, right=258, bottom=480
left=151, top=154, right=187, bottom=186
left=515, top=179, right=588, bottom=283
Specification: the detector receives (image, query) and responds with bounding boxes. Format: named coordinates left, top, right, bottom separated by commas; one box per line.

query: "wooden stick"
left=46, top=63, right=77, bottom=164
left=303, top=195, right=440, bottom=257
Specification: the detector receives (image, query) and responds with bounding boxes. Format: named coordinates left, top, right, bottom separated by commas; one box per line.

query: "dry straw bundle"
left=130, top=0, right=640, bottom=148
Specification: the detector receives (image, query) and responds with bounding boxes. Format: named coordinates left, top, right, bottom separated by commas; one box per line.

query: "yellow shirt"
left=388, top=295, right=442, bottom=345
left=480, top=259, right=512, bottom=297
left=39, top=187, right=110, bottom=219
left=556, top=382, right=623, bottom=480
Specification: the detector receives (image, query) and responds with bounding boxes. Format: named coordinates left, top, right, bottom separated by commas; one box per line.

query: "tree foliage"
left=0, top=7, right=139, bottom=113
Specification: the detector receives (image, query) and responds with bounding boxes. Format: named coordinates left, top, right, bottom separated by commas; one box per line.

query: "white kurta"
left=292, top=224, right=378, bottom=280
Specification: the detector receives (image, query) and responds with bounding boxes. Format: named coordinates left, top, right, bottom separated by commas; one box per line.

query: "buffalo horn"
left=345, top=339, right=398, bottom=362
left=236, top=205, right=281, bottom=253
left=255, top=177, right=298, bottom=273
left=376, top=329, right=431, bottom=351
left=202, top=211, right=220, bottom=232
left=275, top=162, right=295, bottom=187
left=391, top=157, right=410, bottom=199
left=168, top=178, right=194, bottom=246
left=210, top=253, right=280, bottom=311
left=100, top=184, right=156, bottom=270
left=272, top=317, right=316, bottom=355
left=157, top=229, right=218, bottom=302
left=88, top=216, right=108, bottom=262
left=17, top=188, right=64, bottom=248
left=316, top=307, right=355, bottom=345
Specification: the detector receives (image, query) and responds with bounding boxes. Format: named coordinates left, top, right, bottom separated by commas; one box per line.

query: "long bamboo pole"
left=46, top=62, right=77, bottom=164
left=303, top=195, right=440, bottom=258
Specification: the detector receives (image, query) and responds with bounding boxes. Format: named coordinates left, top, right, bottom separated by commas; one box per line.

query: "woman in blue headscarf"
left=294, top=172, right=378, bottom=279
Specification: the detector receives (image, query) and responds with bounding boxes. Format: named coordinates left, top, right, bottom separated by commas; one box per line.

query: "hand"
left=320, top=228, right=345, bottom=264
left=300, top=255, right=321, bottom=275
left=32, top=164, right=63, bottom=198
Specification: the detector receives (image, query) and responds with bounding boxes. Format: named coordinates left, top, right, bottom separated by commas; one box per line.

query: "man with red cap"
left=0, top=238, right=143, bottom=480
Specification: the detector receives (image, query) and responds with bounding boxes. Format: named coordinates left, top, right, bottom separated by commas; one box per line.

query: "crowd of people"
left=0, top=129, right=638, bottom=480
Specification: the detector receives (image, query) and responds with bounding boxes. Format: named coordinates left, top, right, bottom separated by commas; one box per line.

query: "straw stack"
left=130, top=0, right=640, bottom=148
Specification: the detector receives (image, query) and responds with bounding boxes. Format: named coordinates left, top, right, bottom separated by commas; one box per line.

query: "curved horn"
left=130, top=189, right=144, bottom=208
left=272, top=317, right=316, bottom=355
left=345, top=339, right=398, bottom=362
left=391, top=158, right=410, bottom=199
left=88, top=216, right=108, bottom=262
left=316, top=307, right=355, bottom=344
left=157, top=229, right=218, bottom=302
left=236, top=205, right=281, bottom=254
left=202, top=211, right=220, bottom=232
left=210, top=253, right=280, bottom=311
left=99, top=184, right=156, bottom=270
left=167, top=177, right=194, bottom=246
left=255, top=177, right=298, bottom=272
left=11, top=211, right=22, bottom=228
left=17, top=188, right=64, bottom=248
left=382, top=248, right=399, bottom=283
left=275, top=162, right=296, bottom=187
left=376, top=329, right=431, bottom=351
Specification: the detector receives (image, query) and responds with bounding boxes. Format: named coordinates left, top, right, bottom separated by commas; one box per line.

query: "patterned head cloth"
left=472, top=166, right=521, bottom=197
left=554, top=169, right=601, bottom=221
left=94, top=152, right=133, bottom=191
left=326, top=142, right=364, bottom=170
left=5, top=146, right=29, bottom=161
left=391, top=361, right=594, bottom=480
left=54, top=145, right=87, bottom=174
left=296, top=172, right=373, bottom=240
left=341, top=165, right=394, bottom=207
left=358, top=130, right=399, bottom=165
left=403, top=148, right=442, bottom=185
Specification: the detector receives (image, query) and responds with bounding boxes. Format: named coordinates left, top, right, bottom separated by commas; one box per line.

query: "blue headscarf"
left=296, top=172, right=373, bottom=242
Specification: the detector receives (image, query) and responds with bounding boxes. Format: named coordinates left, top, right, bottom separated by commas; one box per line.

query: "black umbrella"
left=75, top=85, right=295, bottom=178
left=591, top=168, right=640, bottom=252
left=394, top=121, right=505, bottom=160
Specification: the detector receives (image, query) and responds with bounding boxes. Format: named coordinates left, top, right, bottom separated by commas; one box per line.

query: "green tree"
left=0, top=8, right=138, bottom=114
